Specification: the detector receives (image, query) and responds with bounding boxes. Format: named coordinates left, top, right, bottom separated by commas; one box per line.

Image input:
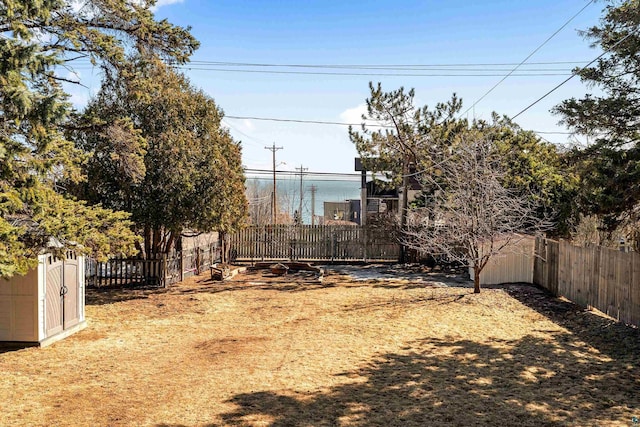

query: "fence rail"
left=534, top=237, right=640, bottom=327
left=86, top=242, right=221, bottom=288
left=86, top=257, right=168, bottom=288
left=229, top=225, right=399, bottom=262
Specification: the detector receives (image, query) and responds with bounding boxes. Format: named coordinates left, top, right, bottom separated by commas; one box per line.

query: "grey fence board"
left=534, top=237, right=640, bottom=327
left=229, top=225, right=399, bottom=262
left=87, top=242, right=221, bottom=288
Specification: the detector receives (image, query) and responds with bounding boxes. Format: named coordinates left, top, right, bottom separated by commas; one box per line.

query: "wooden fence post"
left=162, top=254, right=168, bottom=288
left=331, top=232, right=336, bottom=263
left=363, top=226, right=368, bottom=262
left=179, top=249, right=184, bottom=282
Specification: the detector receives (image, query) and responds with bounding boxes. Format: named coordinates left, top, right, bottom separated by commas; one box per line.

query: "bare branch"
left=403, top=133, right=553, bottom=293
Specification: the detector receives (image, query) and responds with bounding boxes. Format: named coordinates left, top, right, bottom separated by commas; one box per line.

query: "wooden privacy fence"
left=86, top=242, right=221, bottom=288
left=86, top=256, right=169, bottom=287
left=534, top=237, right=640, bottom=327
left=229, top=225, right=400, bottom=262
left=471, top=236, right=536, bottom=285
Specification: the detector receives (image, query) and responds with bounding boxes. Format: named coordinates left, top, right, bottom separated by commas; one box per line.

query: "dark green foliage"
left=554, top=0, right=640, bottom=232
left=0, top=0, right=198, bottom=276
left=348, top=82, right=466, bottom=189
left=485, top=118, right=578, bottom=236
left=72, top=60, right=248, bottom=256
left=350, top=83, right=574, bottom=236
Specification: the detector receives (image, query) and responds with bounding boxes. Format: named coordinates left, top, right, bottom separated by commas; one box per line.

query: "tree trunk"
left=220, top=232, right=228, bottom=264
left=399, top=159, right=409, bottom=263
left=144, top=224, right=152, bottom=259
left=164, top=231, right=176, bottom=255
left=152, top=228, right=162, bottom=255
left=474, top=268, right=481, bottom=293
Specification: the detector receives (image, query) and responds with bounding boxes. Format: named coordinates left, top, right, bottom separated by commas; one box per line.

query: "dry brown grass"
left=1, top=266, right=639, bottom=426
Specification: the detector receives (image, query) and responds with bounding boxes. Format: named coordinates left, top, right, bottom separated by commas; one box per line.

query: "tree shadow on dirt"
left=168, top=272, right=341, bottom=297
left=342, top=291, right=468, bottom=313
left=86, top=265, right=470, bottom=303
left=86, top=286, right=157, bottom=306
left=172, top=280, right=337, bottom=296
left=219, top=331, right=639, bottom=426
left=331, top=264, right=471, bottom=291
left=370, top=274, right=471, bottom=291
left=489, top=283, right=640, bottom=362
left=85, top=271, right=340, bottom=304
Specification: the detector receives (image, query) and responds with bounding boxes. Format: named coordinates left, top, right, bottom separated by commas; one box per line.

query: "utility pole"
left=264, top=143, right=283, bottom=224
left=295, top=164, right=308, bottom=224
left=360, top=168, right=367, bottom=226
left=309, top=185, right=317, bottom=225
left=355, top=158, right=367, bottom=226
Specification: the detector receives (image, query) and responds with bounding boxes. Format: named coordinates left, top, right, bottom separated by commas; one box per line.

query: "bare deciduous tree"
left=404, top=132, right=552, bottom=293
left=246, top=180, right=273, bottom=226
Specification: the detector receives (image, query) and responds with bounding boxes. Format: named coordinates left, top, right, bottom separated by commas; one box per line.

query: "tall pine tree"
left=0, top=1, right=198, bottom=276
left=72, top=60, right=247, bottom=256
left=554, top=0, right=640, bottom=232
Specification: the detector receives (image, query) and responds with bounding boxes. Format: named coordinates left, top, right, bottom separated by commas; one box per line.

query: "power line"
left=531, top=130, right=575, bottom=135
left=185, top=60, right=587, bottom=68
left=68, top=58, right=589, bottom=68
left=226, top=115, right=571, bottom=137
left=66, top=58, right=576, bottom=77
left=226, top=115, right=390, bottom=127
left=511, top=30, right=636, bottom=121
left=246, top=171, right=361, bottom=183
left=245, top=176, right=360, bottom=183
left=245, top=168, right=360, bottom=178
left=182, top=63, right=576, bottom=72
left=178, top=67, right=570, bottom=78
left=190, top=65, right=575, bottom=71
left=221, top=120, right=265, bottom=148
left=460, top=0, right=596, bottom=118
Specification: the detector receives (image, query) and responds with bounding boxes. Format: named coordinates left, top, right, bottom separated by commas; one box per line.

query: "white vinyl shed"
left=0, top=252, right=86, bottom=347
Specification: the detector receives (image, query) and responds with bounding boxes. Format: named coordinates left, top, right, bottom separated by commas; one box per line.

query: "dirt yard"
left=1, top=265, right=639, bottom=426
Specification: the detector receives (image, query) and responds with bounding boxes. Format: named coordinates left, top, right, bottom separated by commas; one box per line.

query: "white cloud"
left=339, top=103, right=367, bottom=125
left=64, top=0, right=186, bottom=19
left=340, top=103, right=383, bottom=129
left=151, top=0, right=185, bottom=11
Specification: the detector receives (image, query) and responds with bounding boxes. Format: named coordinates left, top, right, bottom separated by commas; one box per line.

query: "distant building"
left=323, top=201, right=360, bottom=224
left=354, top=157, right=422, bottom=225
left=366, top=180, right=399, bottom=215
left=322, top=176, right=422, bottom=226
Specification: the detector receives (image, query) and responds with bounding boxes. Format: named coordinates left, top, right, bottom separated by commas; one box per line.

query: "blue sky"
left=70, top=0, right=606, bottom=174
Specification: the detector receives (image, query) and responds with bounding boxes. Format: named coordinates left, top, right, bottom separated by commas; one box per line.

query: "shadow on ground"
left=86, top=286, right=157, bottom=306
left=174, top=273, right=337, bottom=295
left=217, top=331, right=638, bottom=426
left=490, top=283, right=640, bottom=363
left=86, top=264, right=470, bottom=305
left=210, top=284, right=640, bottom=426
left=331, top=264, right=471, bottom=290
left=0, top=343, right=37, bottom=354
left=85, top=273, right=337, bottom=306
